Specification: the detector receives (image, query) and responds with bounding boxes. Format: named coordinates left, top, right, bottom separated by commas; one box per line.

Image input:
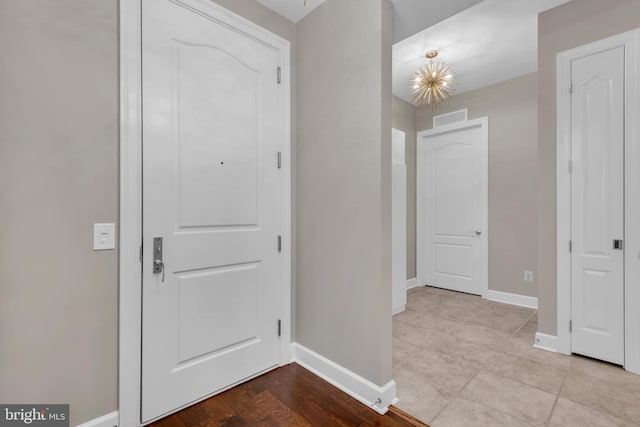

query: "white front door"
left=141, top=0, right=284, bottom=421
left=417, top=119, right=488, bottom=296
left=570, top=46, right=625, bottom=365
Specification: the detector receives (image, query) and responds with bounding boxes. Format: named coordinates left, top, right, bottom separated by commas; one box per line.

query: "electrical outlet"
left=524, top=271, right=534, bottom=282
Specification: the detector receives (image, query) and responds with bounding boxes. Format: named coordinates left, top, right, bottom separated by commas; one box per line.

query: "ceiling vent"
left=433, top=109, right=468, bottom=128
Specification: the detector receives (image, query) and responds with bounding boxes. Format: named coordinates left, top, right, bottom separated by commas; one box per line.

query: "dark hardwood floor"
left=150, top=363, right=428, bottom=427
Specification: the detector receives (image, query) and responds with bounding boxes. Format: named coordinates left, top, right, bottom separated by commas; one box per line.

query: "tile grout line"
left=428, top=367, right=483, bottom=425
left=524, top=309, right=537, bottom=325
left=498, top=310, right=573, bottom=373
left=430, top=321, right=496, bottom=427
left=400, top=293, right=489, bottom=425
left=544, top=367, right=569, bottom=426
left=454, top=367, right=545, bottom=427
left=393, top=360, right=408, bottom=372
left=557, top=367, right=640, bottom=426
left=446, top=307, right=551, bottom=425
left=509, top=310, right=537, bottom=339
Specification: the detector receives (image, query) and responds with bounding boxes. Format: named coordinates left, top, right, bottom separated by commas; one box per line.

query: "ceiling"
left=255, top=0, right=483, bottom=34
left=255, top=0, right=326, bottom=23
left=393, top=0, right=571, bottom=104
left=390, top=0, right=483, bottom=43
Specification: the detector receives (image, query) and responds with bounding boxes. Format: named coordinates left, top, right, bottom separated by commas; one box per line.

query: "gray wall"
left=0, top=1, right=119, bottom=424
left=537, top=0, right=640, bottom=335
left=296, top=0, right=394, bottom=385
left=391, top=96, right=417, bottom=280
left=416, top=73, right=538, bottom=298
left=0, top=1, right=296, bottom=425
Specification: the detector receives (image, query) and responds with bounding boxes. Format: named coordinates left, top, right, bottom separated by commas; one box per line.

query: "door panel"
left=142, top=0, right=282, bottom=421
left=422, top=123, right=486, bottom=295
left=435, top=243, right=472, bottom=279
left=175, top=41, right=260, bottom=227
left=176, top=264, right=259, bottom=364
left=434, top=143, right=473, bottom=237
left=570, top=46, right=624, bottom=365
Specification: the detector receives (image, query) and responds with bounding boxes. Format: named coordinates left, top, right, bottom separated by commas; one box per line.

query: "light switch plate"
left=94, top=223, right=116, bottom=250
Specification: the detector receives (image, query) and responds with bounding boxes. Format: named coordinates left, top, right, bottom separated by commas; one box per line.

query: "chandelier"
left=410, top=50, right=457, bottom=109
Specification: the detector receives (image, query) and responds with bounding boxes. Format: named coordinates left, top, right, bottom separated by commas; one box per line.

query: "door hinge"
left=277, top=151, right=282, bottom=169
left=277, top=235, right=282, bottom=253
left=277, top=66, right=281, bottom=84
left=277, top=319, right=282, bottom=337
left=569, top=240, right=572, bottom=252
left=568, top=161, right=573, bottom=173
left=569, top=81, right=573, bottom=94
left=569, top=320, right=572, bottom=332
left=139, top=242, right=143, bottom=263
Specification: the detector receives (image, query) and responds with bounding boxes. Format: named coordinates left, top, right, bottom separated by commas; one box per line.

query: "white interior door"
left=417, top=119, right=487, bottom=296
left=570, top=46, right=625, bottom=365
left=141, top=0, right=283, bottom=421
left=392, top=129, right=407, bottom=314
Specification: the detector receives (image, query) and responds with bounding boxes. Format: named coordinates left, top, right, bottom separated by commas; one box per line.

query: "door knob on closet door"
left=473, top=230, right=482, bottom=236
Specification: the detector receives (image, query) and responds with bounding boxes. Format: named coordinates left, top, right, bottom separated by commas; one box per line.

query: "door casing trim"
left=119, top=0, right=292, bottom=425
left=556, top=27, right=640, bottom=374
left=416, top=117, right=489, bottom=299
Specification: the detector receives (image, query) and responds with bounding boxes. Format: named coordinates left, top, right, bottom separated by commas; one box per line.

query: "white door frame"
left=392, top=128, right=407, bottom=315
left=416, top=117, right=489, bottom=298
left=556, top=28, right=640, bottom=374
left=118, top=0, right=292, bottom=425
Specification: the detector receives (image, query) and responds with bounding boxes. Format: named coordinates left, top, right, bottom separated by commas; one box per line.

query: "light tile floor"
left=393, top=286, right=640, bottom=427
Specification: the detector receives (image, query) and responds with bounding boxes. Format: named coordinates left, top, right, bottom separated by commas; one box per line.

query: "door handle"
left=472, top=230, right=482, bottom=236
left=153, top=237, right=165, bottom=282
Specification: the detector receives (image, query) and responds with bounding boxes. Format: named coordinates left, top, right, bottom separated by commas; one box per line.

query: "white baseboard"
left=290, top=343, right=396, bottom=415
left=392, top=305, right=406, bottom=316
left=484, top=290, right=538, bottom=309
left=406, top=278, right=418, bottom=289
left=76, top=411, right=118, bottom=427
left=534, top=332, right=559, bottom=353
